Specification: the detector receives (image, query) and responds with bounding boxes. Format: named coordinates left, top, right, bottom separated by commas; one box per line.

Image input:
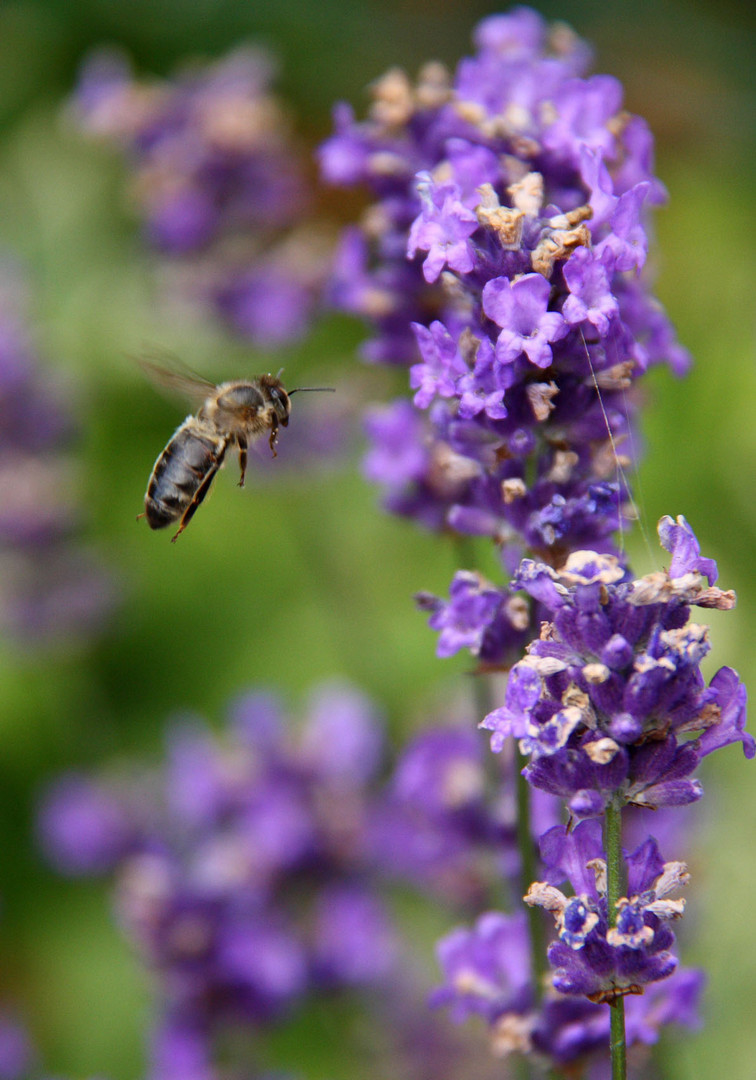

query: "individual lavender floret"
left=322, top=7, right=691, bottom=558
left=38, top=682, right=398, bottom=1073
left=416, top=570, right=529, bottom=664
left=481, top=517, right=752, bottom=816
left=0, top=268, right=112, bottom=644
left=70, top=48, right=326, bottom=345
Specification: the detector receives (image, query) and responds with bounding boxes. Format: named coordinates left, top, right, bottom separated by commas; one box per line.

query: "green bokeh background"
left=0, top=0, right=753, bottom=1077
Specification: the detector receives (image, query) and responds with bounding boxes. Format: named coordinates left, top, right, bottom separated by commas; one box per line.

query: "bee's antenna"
left=288, top=387, right=336, bottom=395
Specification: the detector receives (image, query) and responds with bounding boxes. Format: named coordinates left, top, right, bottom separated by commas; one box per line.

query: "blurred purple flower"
left=0, top=1013, right=34, bottom=1080
left=432, top=910, right=533, bottom=1023
left=311, top=884, right=397, bottom=986
left=0, top=268, right=113, bottom=645
left=70, top=47, right=329, bottom=346
left=37, top=773, right=134, bottom=875
left=39, top=683, right=402, bottom=1075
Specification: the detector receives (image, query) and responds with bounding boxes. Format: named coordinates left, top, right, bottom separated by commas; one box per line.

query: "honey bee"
left=138, top=360, right=333, bottom=541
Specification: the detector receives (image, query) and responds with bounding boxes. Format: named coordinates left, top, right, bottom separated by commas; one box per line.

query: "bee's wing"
left=137, top=349, right=218, bottom=408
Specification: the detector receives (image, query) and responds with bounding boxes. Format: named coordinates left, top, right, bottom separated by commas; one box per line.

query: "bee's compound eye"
left=270, top=388, right=290, bottom=422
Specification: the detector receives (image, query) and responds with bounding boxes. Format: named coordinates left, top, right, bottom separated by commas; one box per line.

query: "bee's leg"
left=171, top=443, right=227, bottom=543
left=236, top=436, right=248, bottom=488
left=268, top=415, right=279, bottom=458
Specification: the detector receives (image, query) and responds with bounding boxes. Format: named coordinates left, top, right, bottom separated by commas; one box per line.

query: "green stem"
left=604, top=794, right=625, bottom=915
left=609, top=997, right=627, bottom=1080
left=604, top=796, right=627, bottom=1080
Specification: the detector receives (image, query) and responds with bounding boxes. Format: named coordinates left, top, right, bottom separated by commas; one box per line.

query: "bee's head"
left=262, top=377, right=292, bottom=426
left=262, top=372, right=334, bottom=427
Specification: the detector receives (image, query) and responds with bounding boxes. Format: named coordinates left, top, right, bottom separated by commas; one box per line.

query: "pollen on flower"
left=531, top=222, right=592, bottom=277
left=586, top=858, right=607, bottom=894
left=524, top=881, right=568, bottom=912
left=546, top=449, right=579, bottom=483
left=584, top=738, right=620, bottom=764
left=582, top=663, right=611, bottom=684
left=475, top=184, right=525, bottom=248
left=525, top=381, right=559, bottom=420
left=490, top=1012, right=535, bottom=1057
left=369, top=67, right=415, bottom=128
left=502, top=477, right=527, bottom=503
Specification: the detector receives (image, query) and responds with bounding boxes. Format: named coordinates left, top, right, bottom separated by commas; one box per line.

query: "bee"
left=138, top=359, right=333, bottom=541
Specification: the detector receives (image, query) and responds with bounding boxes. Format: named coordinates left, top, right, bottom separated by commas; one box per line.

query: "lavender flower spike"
left=322, top=8, right=743, bottom=1075
left=0, top=264, right=112, bottom=643
left=433, top=888, right=703, bottom=1069
left=322, top=5, right=690, bottom=561
left=39, top=683, right=401, bottom=1076
left=481, top=520, right=751, bottom=815
left=526, top=823, right=685, bottom=1002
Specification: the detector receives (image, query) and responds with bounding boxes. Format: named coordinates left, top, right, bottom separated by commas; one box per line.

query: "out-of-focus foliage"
left=0, top=2, right=752, bottom=1079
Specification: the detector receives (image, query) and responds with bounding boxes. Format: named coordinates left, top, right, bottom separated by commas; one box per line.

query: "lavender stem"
left=605, top=794, right=627, bottom=1080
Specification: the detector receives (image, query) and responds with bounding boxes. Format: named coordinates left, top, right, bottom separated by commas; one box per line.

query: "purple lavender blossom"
left=416, top=569, right=529, bottom=665
left=408, top=175, right=479, bottom=283
left=525, top=822, right=687, bottom=1001
left=148, top=1017, right=214, bottom=1080
left=298, top=680, right=384, bottom=784
left=482, top=273, right=567, bottom=369
left=369, top=721, right=563, bottom=909
left=370, top=723, right=501, bottom=905
left=432, top=900, right=703, bottom=1068
left=41, top=684, right=549, bottom=1074
left=363, top=399, right=488, bottom=531
left=432, top=910, right=533, bottom=1023
left=39, top=683, right=400, bottom=1074
left=322, top=12, right=744, bottom=1072
left=310, top=884, right=397, bottom=986
left=321, top=7, right=690, bottom=562
left=70, top=48, right=326, bottom=345
left=481, top=520, right=752, bottom=817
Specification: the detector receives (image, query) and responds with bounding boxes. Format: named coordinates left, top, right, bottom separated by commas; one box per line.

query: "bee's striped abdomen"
left=144, top=421, right=227, bottom=530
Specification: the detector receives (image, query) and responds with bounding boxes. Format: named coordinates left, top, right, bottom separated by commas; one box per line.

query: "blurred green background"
left=0, top=0, right=753, bottom=1077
